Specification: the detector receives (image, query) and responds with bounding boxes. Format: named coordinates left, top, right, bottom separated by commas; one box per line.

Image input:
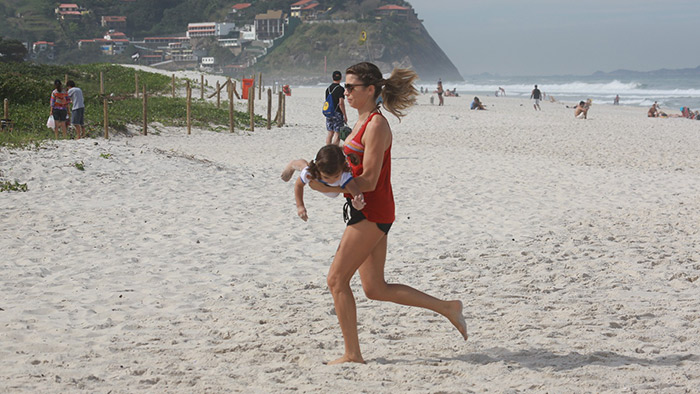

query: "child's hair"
left=345, top=62, right=418, bottom=121
left=53, top=79, right=63, bottom=92
left=306, top=145, right=356, bottom=180
left=66, top=80, right=76, bottom=88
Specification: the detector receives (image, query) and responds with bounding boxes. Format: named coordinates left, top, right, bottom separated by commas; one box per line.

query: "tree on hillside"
left=0, top=36, right=27, bottom=62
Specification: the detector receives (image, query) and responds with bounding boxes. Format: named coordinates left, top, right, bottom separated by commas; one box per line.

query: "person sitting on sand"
left=648, top=103, right=659, bottom=117
left=574, top=101, right=589, bottom=119
left=281, top=145, right=364, bottom=222
left=470, top=96, right=486, bottom=110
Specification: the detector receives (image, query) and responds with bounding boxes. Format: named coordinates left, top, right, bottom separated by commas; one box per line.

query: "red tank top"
left=343, top=112, right=394, bottom=223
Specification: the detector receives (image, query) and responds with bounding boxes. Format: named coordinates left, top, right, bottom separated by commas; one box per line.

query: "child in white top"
left=281, top=145, right=364, bottom=221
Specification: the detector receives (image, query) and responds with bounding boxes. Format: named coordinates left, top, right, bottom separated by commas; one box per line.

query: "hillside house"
left=55, top=3, right=83, bottom=20
left=32, top=41, right=55, bottom=60
left=231, top=3, right=252, bottom=15
left=376, top=4, right=422, bottom=31
left=101, top=16, right=127, bottom=30
left=290, top=0, right=319, bottom=20
left=254, top=10, right=285, bottom=40
left=187, top=22, right=237, bottom=38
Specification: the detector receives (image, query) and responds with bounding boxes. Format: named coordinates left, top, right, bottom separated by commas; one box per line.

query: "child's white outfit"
left=299, top=167, right=353, bottom=198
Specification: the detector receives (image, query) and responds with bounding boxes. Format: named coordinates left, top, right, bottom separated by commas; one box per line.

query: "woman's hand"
left=351, top=193, right=365, bottom=210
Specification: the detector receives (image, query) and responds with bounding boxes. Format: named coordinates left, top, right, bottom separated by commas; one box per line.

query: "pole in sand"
left=135, top=73, right=139, bottom=98
left=228, top=86, right=234, bottom=133
left=172, top=74, right=176, bottom=98
left=186, top=81, right=191, bottom=135
left=103, top=97, right=108, bottom=139
left=267, top=88, right=272, bottom=130
left=100, top=71, right=104, bottom=95
left=216, top=81, right=221, bottom=108
left=142, top=85, right=147, bottom=135
left=200, top=75, right=204, bottom=100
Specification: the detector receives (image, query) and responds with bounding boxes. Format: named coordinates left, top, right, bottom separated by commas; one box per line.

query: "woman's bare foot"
left=445, top=300, right=468, bottom=341
left=326, top=355, right=365, bottom=365
left=280, top=163, right=295, bottom=182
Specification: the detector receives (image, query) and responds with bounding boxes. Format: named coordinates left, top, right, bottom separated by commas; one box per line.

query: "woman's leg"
left=326, top=220, right=386, bottom=364
left=358, top=233, right=468, bottom=341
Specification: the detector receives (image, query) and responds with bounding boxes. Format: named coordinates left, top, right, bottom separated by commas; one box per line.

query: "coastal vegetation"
left=0, top=63, right=265, bottom=148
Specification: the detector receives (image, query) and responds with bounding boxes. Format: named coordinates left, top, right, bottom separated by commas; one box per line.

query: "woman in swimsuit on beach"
left=308, top=62, right=468, bottom=365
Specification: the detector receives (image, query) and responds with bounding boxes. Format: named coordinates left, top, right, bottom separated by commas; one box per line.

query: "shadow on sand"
left=374, top=348, right=698, bottom=371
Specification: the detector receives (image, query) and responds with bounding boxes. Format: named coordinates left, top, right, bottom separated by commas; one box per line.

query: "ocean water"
left=422, top=75, right=700, bottom=110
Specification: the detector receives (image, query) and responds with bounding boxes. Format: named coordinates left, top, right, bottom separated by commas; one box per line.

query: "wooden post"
left=282, top=93, right=286, bottom=126
left=216, top=81, right=221, bottom=108
left=266, top=88, right=272, bottom=130
left=142, top=85, right=147, bottom=135
left=232, top=80, right=239, bottom=99
left=277, top=92, right=283, bottom=127
left=186, top=81, right=191, bottom=135
left=103, top=98, right=108, bottom=139
left=228, top=87, right=234, bottom=133
left=248, top=87, right=254, bottom=132
left=135, top=73, right=139, bottom=98
left=258, top=72, right=262, bottom=100
left=200, top=74, right=204, bottom=100
left=3, top=98, right=8, bottom=119
left=172, top=74, right=176, bottom=98
left=64, top=73, right=68, bottom=87
left=100, top=71, right=104, bottom=95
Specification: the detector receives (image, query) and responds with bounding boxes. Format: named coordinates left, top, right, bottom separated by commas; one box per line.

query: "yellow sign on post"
left=359, top=31, right=367, bottom=43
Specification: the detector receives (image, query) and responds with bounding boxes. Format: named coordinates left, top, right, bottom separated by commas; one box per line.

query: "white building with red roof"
left=290, top=0, right=319, bottom=19
left=55, top=3, right=83, bottom=20
left=101, top=16, right=127, bottom=29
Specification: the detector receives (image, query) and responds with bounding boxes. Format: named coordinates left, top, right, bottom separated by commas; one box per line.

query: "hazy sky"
left=408, top=0, right=700, bottom=76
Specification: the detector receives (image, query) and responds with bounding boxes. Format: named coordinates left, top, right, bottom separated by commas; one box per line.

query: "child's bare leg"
left=281, top=159, right=309, bottom=182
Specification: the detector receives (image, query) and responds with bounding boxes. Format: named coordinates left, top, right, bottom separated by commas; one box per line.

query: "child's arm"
left=294, top=176, right=308, bottom=221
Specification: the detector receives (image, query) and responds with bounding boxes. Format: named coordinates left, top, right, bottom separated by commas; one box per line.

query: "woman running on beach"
left=308, top=62, right=468, bottom=365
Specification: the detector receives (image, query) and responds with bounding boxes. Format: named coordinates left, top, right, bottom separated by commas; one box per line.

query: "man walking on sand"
left=530, top=84, right=542, bottom=111
left=324, top=70, right=347, bottom=145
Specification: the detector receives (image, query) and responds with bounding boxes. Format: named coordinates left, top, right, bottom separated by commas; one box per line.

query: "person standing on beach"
left=66, top=80, right=85, bottom=139
left=614, top=95, right=620, bottom=105
left=325, top=71, right=347, bottom=146
left=308, top=62, right=468, bottom=365
left=49, top=79, right=70, bottom=139
left=436, top=80, right=444, bottom=106
left=530, top=85, right=542, bottom=111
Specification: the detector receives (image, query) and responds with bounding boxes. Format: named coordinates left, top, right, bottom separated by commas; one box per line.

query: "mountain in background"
left=0, top=0, right=462, bottom=82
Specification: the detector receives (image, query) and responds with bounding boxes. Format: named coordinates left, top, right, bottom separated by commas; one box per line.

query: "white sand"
left=2, top=72, right=700, bottom=392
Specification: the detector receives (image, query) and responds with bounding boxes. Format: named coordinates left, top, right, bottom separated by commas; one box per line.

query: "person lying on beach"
left=281, top=144, right=365, bottom=222
left=574, top=101, right=589, bottom=119
left=470, top=96, right=486, bottom=110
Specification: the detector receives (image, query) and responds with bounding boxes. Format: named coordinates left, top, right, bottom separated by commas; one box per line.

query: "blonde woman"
left=308, top=62, right=468, bottom=365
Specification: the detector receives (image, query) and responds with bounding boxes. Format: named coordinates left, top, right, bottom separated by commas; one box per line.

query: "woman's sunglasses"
left=344, top=83, right=369, bottom=93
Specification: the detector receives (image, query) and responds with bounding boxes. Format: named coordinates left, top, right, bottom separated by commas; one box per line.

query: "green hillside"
left=1, top=0, right=462, bottom=81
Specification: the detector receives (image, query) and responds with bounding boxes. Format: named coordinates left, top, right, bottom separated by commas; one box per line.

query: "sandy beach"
left=2, top=73, right=700, bottom=392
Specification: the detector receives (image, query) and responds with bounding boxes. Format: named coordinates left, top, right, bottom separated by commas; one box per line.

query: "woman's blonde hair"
left=345, top=62, right=418, bottom=120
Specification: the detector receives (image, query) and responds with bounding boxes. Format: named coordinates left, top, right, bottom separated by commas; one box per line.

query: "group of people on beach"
left=282, top=63, right=468, bottom=365
left=648, top=101, right=700, bottom=119
left=49, top=79, right=85, bottom=139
